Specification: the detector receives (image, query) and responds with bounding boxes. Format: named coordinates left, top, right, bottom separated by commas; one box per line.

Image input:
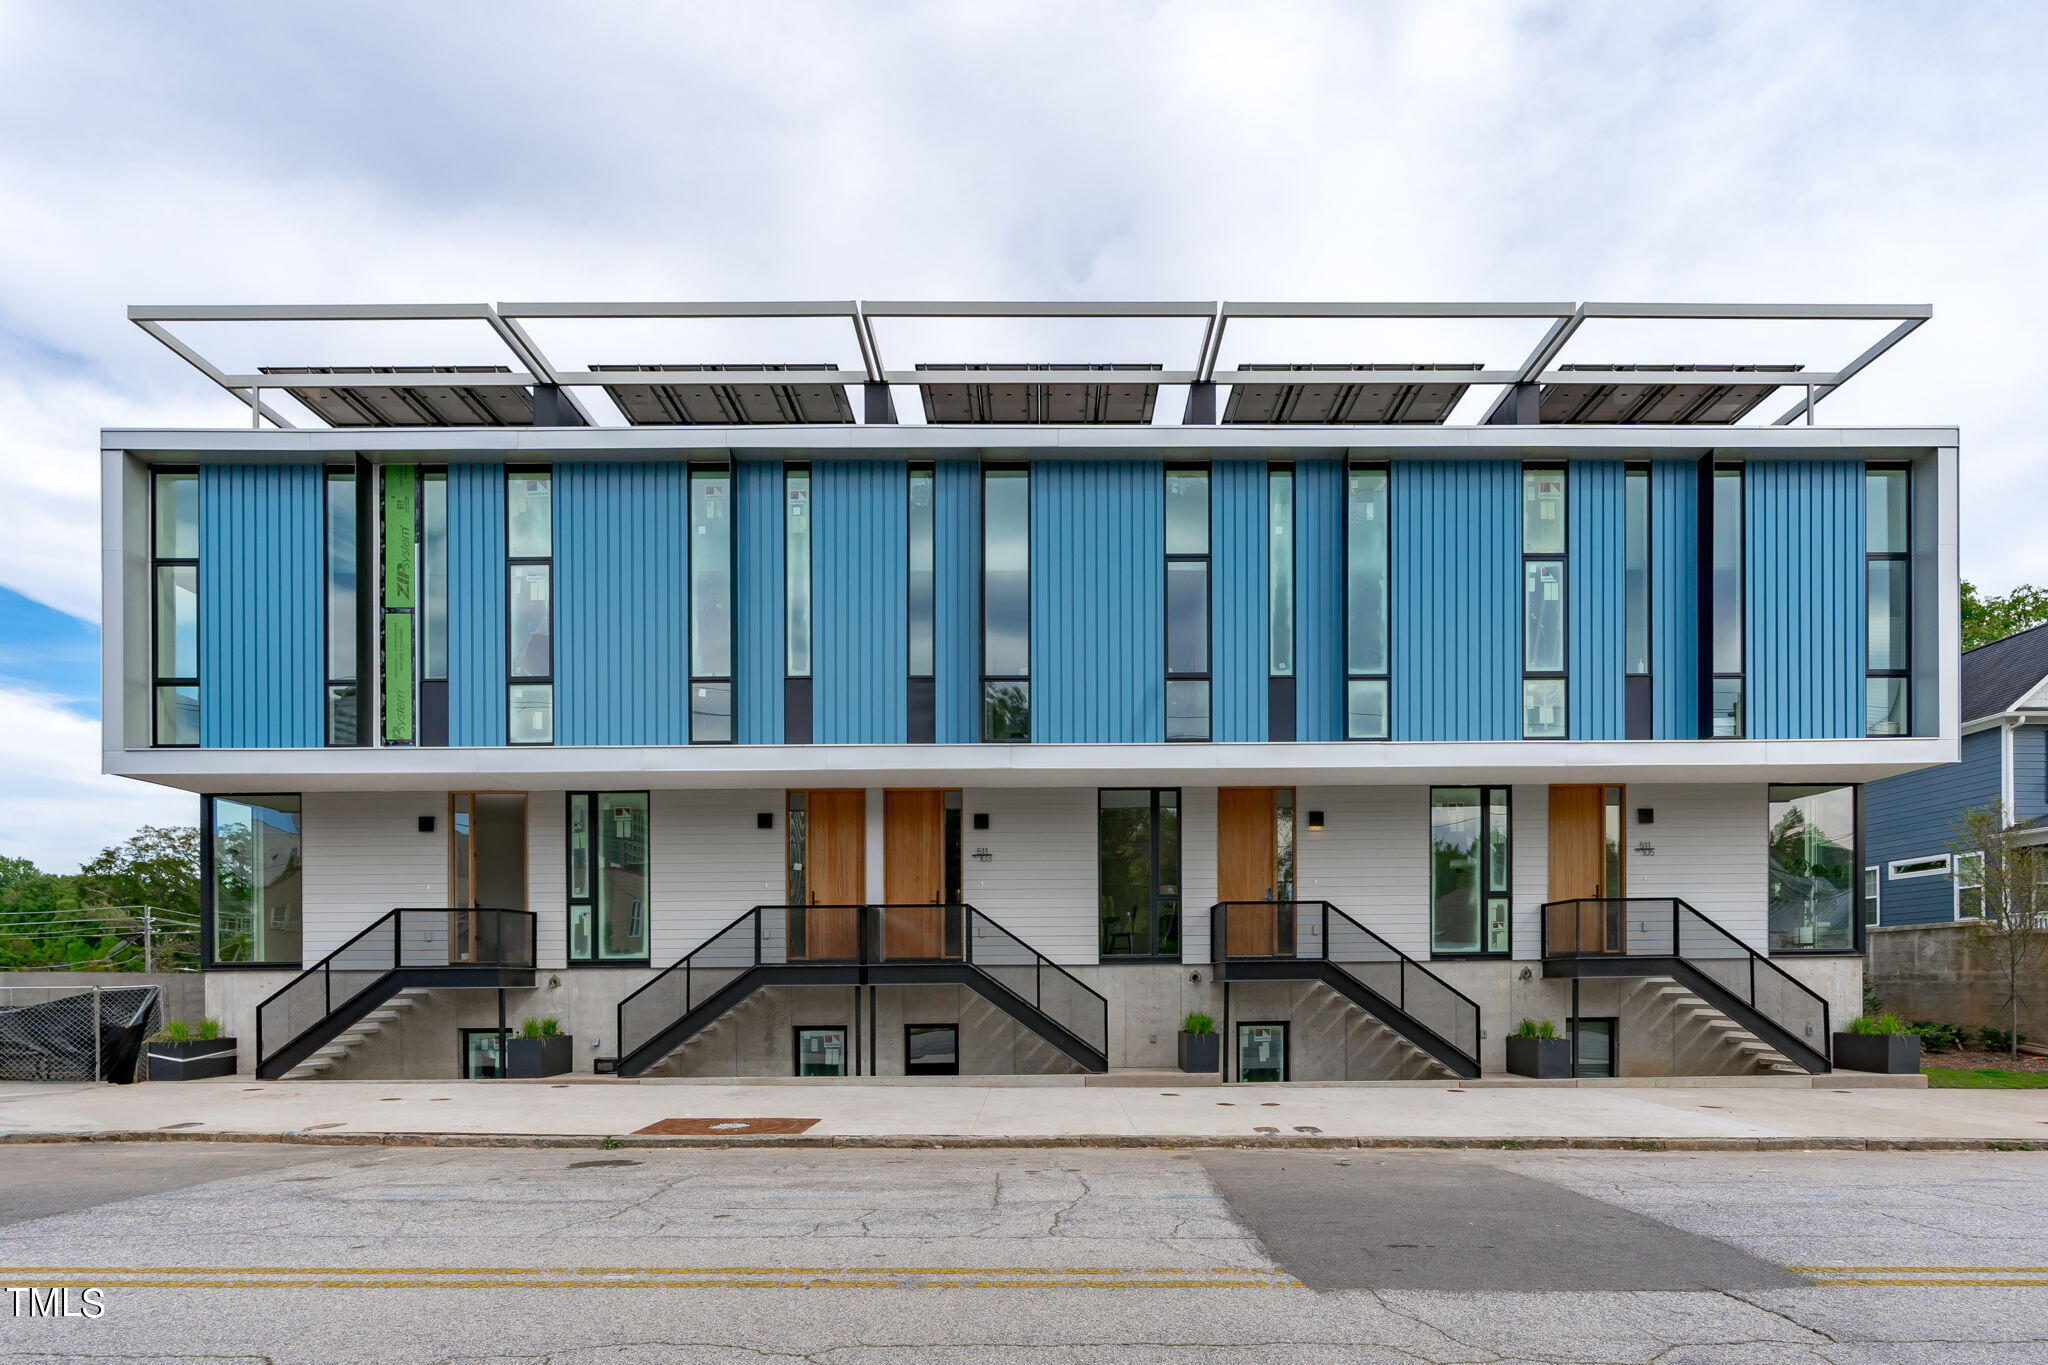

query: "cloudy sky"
left=0, top=0, right=2041, bottom=869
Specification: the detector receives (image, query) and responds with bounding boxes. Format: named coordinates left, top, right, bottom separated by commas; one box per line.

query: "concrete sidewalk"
left=3, top=1077, right=2045, bottom=1148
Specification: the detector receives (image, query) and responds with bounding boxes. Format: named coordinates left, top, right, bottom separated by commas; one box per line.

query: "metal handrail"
left=254, top=907, right=536, bottom=1073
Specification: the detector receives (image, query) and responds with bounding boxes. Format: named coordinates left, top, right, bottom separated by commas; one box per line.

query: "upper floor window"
left=1710, top=464, right=1745, bottom=737
left=785, top=465, right=811, bottom=679
left=1345, top=464, right=1390, bottom=739
left=151, top=468, right=199, bottom=747
left=690, top=465, right=734, bottom=742
left=1165, top=467, right=1210, bottom=741
left=908, top=464, right=936, bottom=742
left=418, top=469, right=449, bottom=745
left=1522, top=467, right=1567, bottom=739
left=982, top=466, right=1031, bottom=741
left=1866, top=466, right=1911, bottom=736
left=1623, top=464, right=1652, bottom=739
left=506, top=468, right=553, bottom=745
left=323, top=469, right=358, bottom=746
left=1430, top=786, right=1511, bottom=956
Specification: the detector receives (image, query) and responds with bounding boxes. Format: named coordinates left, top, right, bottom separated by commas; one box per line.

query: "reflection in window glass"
left=908, top=467, right=934, bottom=677
left=796, top=1027, right=848, bottom=1077
left=1867, top=677, right=1908, bottom=737
left=154, top=565, right=199, bottom=678
left=508, top=565, right=552, bottom=680
left=1624, top=467, right=1650, bottom=676
left=209, top=795, right=303, bottom=964
left=156, top=685, right=200, bottom=748
left=1866, top=467, right=1909, bottom=554
left=1236, top=1023, right=1286, bottom=1083
left=1523, top=561, right=1565, bottom=673
left=1711, top=467, right=1744, bottom=735
left=1098, top=789, right=1181, bottom=958
left=982, top=681, right=1029, bottom=742
left=506, top=472, right=552, bottom=558
left=1346, top=468, right=1389, bottom=676
left=1867, top=557, right=1909, bottom=672
left=1431, top=787, right=1511, bottom=955
left=509, top=683, right=553, bottom=745
left=691, top=683, right=733, bottom=743
left=154, top=470, right=199, bottom=559
left=1767, top=784, right=1856, bottom=952
left=1165, top=560, right=1208, bottom=676
left=567, top=792, right=648, bottom=961
left=1522, top=678, right=1566, bottom=740
left=982, top=469, right=1030, bottom=739
left=1165, top=680, right=1210, bottom=742
left=1345, top=679, right=1388, bottom=740
left=690, top=467, right=732, bottom=682
left=1166, top=468, right=1209, bottom=555
left=1522, top=468, right=1565, bottom=554
left=419, top=471, right=448, bottom=681
left=1268, top=467, right=1294, bottom=677
left=786, top=466, right=811, bottom=677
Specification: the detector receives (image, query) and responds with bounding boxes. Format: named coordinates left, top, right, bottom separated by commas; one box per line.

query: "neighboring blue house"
left=1865, top=624, right=2048, bottom=926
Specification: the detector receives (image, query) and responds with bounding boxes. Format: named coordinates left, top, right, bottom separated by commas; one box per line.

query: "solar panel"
left=915, top=364, right=1160, bottom=424
left=1538, top=364, right=1804, bottom=425
left=589, top=364, right=853, bottom=426
left=1221, top=364, right=1481, bottom=424
left=259, top=366, right=535, bottom=427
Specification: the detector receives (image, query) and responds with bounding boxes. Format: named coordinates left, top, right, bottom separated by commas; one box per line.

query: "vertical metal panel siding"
left=934, top=459, right=980, bottom=744
left=554, top=463, right=689, bottom=746
left=1568, top=460, right=1626, bottom=740
left=1747, top=460, right=1864, bottom=738
left=1032, top=460, right=1164, bottom=743
left=815, top=461, right=907, bottom=743
left=1294, top=460, right=1345, bottom=742
left=1650, top=461, right=1700, bottom=739
left=1391, top=460, right=1519, bottom=741
left=198, top=464, right=322, bottom=747
left=1211, top=461, right=1267, bottom=742
left=735, top=460, right=785, bottom=744
left=448, top=463, right=507, bottom=747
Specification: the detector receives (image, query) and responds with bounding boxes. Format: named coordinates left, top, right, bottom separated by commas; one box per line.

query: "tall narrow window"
left=204, top=793, right=302, bottom=965
left=982, top=466, right=1030, bottom=741
left=1345, top=464, right=1390, bottom=739
left=1710, top=464, right=1744, bottom=737
left=567, top=791, right=650, bottom=962
left=151, top=468, right=200, bottom=746
left=1866, top=466, right=1911, bottom=736
left=506, top=467, right=553, bottom=745
left=1165, top=466, right=1211, bottom=741
left=690, top=464, right=734, bottom=742
left=1430, top=787, right=1511, bottom=956
left=1522, top=467, right=1567, bottom=739
left=1623, top=464, right=1652, bottom=739
left=418, top=468, right=449, bottom=745
left=323, top=469, right=358, bottom=746
left=1098, top=788, right=1182, bottom=958
left=1767, top=784, right=1856, bottom=952
left=784, top=464, right=812, bottom=742
left=907, top=464, right=936, bottom=742
left=1267, top=465, right=1295, bottom=740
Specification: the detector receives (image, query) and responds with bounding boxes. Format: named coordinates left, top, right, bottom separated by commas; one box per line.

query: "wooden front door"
left=882, top=789, right=954, bottom=959
left=792, top=789, right=865, bottom=960
left=1219, top=787, right=1288, bottom=956
left=1547, top=785, right=1621, bottom=953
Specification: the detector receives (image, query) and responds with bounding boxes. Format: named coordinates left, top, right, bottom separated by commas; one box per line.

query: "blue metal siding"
left=448, top=464, right=507, bottom=747
left=1295, top=460, right=1345, bottom=742
left=2014, top=724, right=2048, bottom=822
left=735, top=460, right=785, bottom=745
left=933, top=460, right=979, bottom=744
left=1391, top=460, right=1519, bottom=741
left=1032, top=460, right=1164, bottom=743
left=197, top=464, right=322, bottom=747
left=1569, top=460, right=1626, bottom=740
left=1866, top=728, right=2002, bottom=926
left=553, top=463, right=689, bottom=747
left=1748, top=460, right=1864, bottom=739
left=1211, top=461, right=1267, bottom=742
left=1649, top=461, right=1700, bottom=739
left=814, top=461, right=907, bottom=744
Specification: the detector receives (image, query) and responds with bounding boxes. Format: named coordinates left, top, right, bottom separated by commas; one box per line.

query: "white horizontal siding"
left=527, top=791, right=566, bottom=969
left=1296, top=786, right=1431, bottom=958
left=963, top=787, right=1098, bottom=965
left=1179, top=786, right=1217, bottom=964
left=1626, top=783, right=1768, bottom=952
left=301, top=792, right=449, bottom=961
left=1510, top=784, right=1549, bottom=962
left=649, top=789, right=787, bottom=962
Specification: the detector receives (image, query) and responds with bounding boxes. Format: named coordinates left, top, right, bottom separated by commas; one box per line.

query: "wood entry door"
left=1219, top=787, right=1289, bottom=956
left=882, top=789, right=955, bottom=959
left=1547, top=785, right=1620, bottom=953
left=792, top=789, right=865, bottom=960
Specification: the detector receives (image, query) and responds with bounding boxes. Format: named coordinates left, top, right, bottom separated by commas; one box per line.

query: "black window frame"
left=565, top=790, right=652, bottom=966
left=904, top=1023, right=960, bottom=1076
left=1096, top=786, right=1183, bottom=961
left=199, top=791, right=305, bottom=970
left=1865, top=464, right=1912, bottom=737
left=1623, top=462, right=1653, bottom=739
left=1164, top=464, right=1212, bottom=742
left=1705, top=460, right=1745, bottom=738
left=1233, top=1020, right=1289, bottom=1083
left=1521, top=464, right=1568, bottom=740
left=460, top=1026, right=509, bottom=1079
left=1267, top=462, right=1297, bottom=740
left=793, top=1025, right=850, bottom=1077
left=1569, top=1016, right=1619, bottom=1078
left=979, top=463, right=1031, bottom=742
left=504, top=464, right=554, bottom=746
left=1428, top=785, right=1513, bottom=959
left=688, top=461, right=736, bottom=744
left=321, top=466, right=361, bottom=747
left=907, top=462, right=936, bottom=743
left=150, top=465, right=201, bottom=748
left=416, top=466, right=450, bottom=747
left=1343, top=460, right=1392, bottom=741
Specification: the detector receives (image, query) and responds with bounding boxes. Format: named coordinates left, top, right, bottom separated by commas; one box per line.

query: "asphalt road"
left=1, top=1143, right=2044, bottom=1363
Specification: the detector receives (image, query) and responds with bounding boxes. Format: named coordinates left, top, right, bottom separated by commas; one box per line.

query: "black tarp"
left=0, top=987, right=160, bottom=1082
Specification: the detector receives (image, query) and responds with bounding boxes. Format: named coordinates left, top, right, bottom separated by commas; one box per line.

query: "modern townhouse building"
left=105, top=300, right=1956, bottom=1084
left=1865, top=624, right=2048, bottom=926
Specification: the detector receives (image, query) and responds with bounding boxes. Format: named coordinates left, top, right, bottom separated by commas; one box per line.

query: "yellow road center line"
left=1807, top=1278, right=2048, bottom=1287
left=1788, top=1266, right=2048, bottom=1273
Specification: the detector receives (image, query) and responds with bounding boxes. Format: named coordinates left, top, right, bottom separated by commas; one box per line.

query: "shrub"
left=1848, top=1013, right=1911, bottom=1036
left=1512, top=1018, right=1559, bottom=1040
left=1980, top=1026, right=2030, bottom=1053
left=197, top=1017, right=221, bottom=1040
left=520, top=1017, right=561, bottom=1039
left=1909, top=1020, right=1969, bottom=1052
left=160, top=1019, right=192, bottom=1043
left=1180, top=1012, right=1216, bottom=1035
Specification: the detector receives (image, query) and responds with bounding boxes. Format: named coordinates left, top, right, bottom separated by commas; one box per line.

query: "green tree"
left=76, top=825, right=200, bottom=920
left=1961, top=581, right=2048, bottom=651
left=1949, top=802, right=2048, bottom=1061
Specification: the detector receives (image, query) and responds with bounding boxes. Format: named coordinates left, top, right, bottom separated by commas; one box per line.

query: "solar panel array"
left=1538, top=364, right=1805, bottom=425
left=915, top=364, right=1160, bottom=424
left=1221, top=363, right=1482, bottom=424
left=259, top=366, right=535, bottom=427
left=590, top=364, right=854, bottom=425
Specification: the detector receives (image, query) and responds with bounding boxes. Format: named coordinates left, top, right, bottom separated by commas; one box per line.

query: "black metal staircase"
left=1210, top=901, right=1483, bottom=1078
left=1540, top=898, right=1832, bottom=1074
left=254, top=909, right=536, bottom=1080
left=611, top=903, right=1110, bottom=1077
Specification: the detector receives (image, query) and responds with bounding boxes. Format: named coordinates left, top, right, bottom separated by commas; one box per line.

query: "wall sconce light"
left=1306, top=810, right=1325, bottom=831
left=972, top=812, right=990, bottom=831
left=756, top=812, right=775, bottom=830
left=1636, top=808, right=1655, bottom=826
left=417, top=816, right=436, bottom=834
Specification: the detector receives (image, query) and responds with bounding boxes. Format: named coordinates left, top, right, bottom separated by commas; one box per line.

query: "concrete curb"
left=3, top=1130, right=2043, bottom=1153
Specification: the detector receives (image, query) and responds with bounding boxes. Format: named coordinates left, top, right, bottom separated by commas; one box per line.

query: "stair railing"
left=254, top=908, right=535, bottom=1075
left=958, top=905, right=1109, bottom=1060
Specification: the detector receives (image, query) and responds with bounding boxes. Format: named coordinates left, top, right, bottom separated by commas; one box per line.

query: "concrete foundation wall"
left=0, top=972, right=205, bottom=1023
left=1868, top=921, right=2047, bottom=1035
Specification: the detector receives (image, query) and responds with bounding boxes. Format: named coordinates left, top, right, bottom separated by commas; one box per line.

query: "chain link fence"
left=0, top=985, right=163, bottom=1082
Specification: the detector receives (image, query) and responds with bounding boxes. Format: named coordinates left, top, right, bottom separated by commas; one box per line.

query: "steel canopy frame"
left=128, top=299, right=1931, bottom=429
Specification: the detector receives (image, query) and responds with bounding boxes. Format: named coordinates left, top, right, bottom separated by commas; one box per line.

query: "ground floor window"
left=205, top=794, right=304, bottom=966
left=1236, top=1022, right=1287, bottom=1082
left=795, top=1026, right=848, bottom=1077
left=1098, top=789, right=1182, bottom=958
left=1767, top=784, right=1857, bottom=952
left=567, top=792, right=650, bottom=962
left=1571, top=1018, right=1616, bottom=1078
left=1429, top=787, right=1511, bottom=956
left=905, top=1024, right=959, bottom=1076
left=461, top=1028, right=507, bottom=1079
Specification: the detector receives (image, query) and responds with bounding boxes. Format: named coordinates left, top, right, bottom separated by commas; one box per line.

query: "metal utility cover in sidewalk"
left=632, top=1117, right=822, bottom=1135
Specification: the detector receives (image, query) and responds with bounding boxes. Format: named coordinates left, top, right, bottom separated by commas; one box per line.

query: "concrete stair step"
left=1085, top=1069, right=1221, bottom=1088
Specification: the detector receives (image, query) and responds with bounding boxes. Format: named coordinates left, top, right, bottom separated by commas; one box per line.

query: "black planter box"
left=146, top=1037, right=239, bottom=1081
left=1178, top=1031, right=1220, bottom=1074
left=507, top=1035, right=574, bottom=1078
left=1506, top=1035, right=1574, bottom=1079
left=1833, top=1032, right=1922, bottom=1074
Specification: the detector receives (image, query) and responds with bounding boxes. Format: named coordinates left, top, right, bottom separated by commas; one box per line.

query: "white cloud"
left=0, top=687, right=195, bottom=871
